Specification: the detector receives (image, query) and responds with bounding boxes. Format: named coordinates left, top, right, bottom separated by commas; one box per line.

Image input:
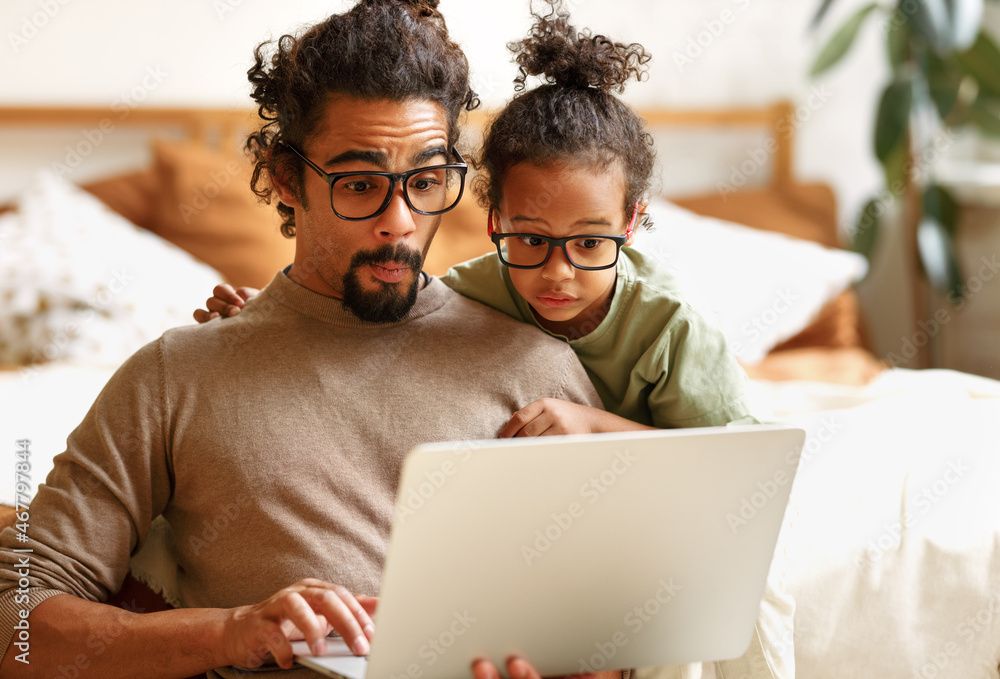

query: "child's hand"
left=498, top=398, right=605, bottom=438
left=193, top=284, right=260, bottom=323
left=498, top=399, right=658, bottom=438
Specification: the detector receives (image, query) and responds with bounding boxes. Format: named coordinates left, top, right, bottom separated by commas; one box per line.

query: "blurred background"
left=1, top=0, right=999, bottom=376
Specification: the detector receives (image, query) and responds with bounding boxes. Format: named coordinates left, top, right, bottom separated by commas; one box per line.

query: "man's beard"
left=341, top=244, right=423, bottom=323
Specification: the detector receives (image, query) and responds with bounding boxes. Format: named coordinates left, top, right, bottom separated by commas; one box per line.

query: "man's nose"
left=541, top=245, right=575, bottom=282
left=373, top=183, right=417, bottom=242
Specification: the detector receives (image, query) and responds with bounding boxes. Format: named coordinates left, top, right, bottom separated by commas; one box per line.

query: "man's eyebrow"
left=413, top=146, right=448, bottom=165
left=324, top=150, right=389, bottom=169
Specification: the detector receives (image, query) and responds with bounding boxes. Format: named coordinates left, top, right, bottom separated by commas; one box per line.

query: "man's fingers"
left=356, top=595, right=379, bottom=619
left=274, top=591, right=327, bottom=658
left=300, top=587, right=371, bottom=655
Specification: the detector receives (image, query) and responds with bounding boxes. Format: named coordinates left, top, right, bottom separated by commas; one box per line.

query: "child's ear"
left=625, top=201, right=648, bottom=247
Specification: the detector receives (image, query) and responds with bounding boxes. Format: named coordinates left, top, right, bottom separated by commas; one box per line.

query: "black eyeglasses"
left=488, top=208, right=637, bottom=271
left=286, top=144, right=468, bottom=221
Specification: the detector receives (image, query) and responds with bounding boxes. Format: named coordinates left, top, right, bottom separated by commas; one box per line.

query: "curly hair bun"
left=511, top=0, right=651, bottom=94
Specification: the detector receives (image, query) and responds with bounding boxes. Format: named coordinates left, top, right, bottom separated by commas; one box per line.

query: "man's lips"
left=368, top=262, right=412, bottom=283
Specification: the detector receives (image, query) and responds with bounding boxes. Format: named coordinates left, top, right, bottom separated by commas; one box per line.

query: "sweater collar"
left=254, top=270, right=449, bottom=328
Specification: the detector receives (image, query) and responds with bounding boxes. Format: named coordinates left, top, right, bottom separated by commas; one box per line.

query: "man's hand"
left=221, top=578, right=377, bottom=670
left=193, top=284, right=260, bottom=323
left=472, top=655, right=621, bottom=679
left=498, top=399, right=654, bottom=438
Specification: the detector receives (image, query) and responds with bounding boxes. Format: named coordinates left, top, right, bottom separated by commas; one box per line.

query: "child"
left=197, top=5, right=793, bottom=677
left=197, top=2, right=755, bottom=437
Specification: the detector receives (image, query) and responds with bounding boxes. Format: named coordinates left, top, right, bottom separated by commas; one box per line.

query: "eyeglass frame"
left=284, top=143, right=468, bottom=221
left=487, top=202, right=639, bottom=271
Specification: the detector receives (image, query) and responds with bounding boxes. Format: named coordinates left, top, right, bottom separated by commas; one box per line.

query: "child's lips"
left=536, top=292, right=576, bottom=308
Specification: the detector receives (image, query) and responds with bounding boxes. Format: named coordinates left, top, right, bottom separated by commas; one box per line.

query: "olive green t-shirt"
left=440, top=247, right=756, bottom=428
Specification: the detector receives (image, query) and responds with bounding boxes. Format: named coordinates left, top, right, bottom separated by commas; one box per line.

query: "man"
left=0, top=2, right=608, bottom=677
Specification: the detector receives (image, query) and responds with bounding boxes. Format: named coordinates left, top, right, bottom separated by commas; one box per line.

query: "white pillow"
left=0, top=171, right=225, bottom=366
left=633, top=199, right=868, bottom=365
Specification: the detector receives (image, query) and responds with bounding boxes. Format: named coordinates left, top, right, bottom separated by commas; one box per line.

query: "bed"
left=0, top=104, right=997, bottom=678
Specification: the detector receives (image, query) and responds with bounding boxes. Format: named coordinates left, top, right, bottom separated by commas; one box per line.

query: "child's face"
left=495, top=161, right=633, bottom=336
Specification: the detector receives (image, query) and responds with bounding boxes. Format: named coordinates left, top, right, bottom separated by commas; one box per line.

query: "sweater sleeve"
left=0, top=339, right=174, bottom=657
left=556, top=350, right=605, bottom=411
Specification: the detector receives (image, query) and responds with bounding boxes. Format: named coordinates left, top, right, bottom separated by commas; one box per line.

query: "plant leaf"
left=968, top=97, right=1000, bottom=136
left=811, top=0, right=840, bottom=30
left=881, top=136, right=910, bottom=191
left=875, top=77, right=914, bottom=164
left=923, top=50, right=963, bottom=118
left=810, top=3, right=880, bottom=77
left=886, top=10, right=909, bottom=71
left=912, top=0, right=983, bottom=52
left=923, top=184, right=960, bottom=234
left=852, top=198, right=883, bottom=259
left=945, top=0, right=984, bottom=50
left=956, top=30, right=1000, bottom=98
left=917, top=215, right=964, bottom=295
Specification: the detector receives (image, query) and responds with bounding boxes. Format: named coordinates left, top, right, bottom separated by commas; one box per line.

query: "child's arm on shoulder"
left=498, top=398, right=655, bottom=438
left=193, top=284, right=259, bottom=323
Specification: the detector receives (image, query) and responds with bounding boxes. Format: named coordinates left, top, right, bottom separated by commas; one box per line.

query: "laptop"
left=293, top=425, right=804, bottom=679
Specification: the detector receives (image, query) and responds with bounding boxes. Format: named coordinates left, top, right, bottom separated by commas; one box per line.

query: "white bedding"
left=1, top=364, right=999, bottom=676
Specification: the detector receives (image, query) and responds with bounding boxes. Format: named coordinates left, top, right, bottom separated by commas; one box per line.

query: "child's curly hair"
left=473, top=0, right=656, bottom=229
left=245, top=0, right=480, bottom=237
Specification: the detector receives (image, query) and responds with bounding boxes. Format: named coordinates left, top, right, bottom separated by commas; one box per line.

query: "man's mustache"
left=349, top=243, right=423, bottom=271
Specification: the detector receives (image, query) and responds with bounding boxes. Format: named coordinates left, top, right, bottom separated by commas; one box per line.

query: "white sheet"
left=2, top=365, right=999, bottom=677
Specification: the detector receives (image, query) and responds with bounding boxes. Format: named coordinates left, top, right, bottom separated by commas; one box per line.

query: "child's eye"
left=517, top=236, right=546, bottom=247
left=578, top=238, right=604, bottom=249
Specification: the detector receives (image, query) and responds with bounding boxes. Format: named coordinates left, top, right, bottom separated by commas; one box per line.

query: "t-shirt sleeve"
left=644, top=308, right=757, bottom=428
left=439, top=254, right=524, bottom=321
left=0, top=339, right=173, bottom=655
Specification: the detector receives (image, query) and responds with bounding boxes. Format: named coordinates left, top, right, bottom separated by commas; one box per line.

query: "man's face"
left=279, top=96, right=450, bottom=322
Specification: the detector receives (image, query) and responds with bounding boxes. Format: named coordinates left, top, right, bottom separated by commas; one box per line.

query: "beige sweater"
left=0, top=272, right=601, bottom=676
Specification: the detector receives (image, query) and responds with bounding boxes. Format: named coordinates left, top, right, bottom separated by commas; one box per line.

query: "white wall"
left=2, top=0, right=912, bottom=360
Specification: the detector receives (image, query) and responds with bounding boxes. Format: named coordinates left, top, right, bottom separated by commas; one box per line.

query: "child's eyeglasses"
left=487, top=203, right=638, bottom=271
left=284, top=143, right=467, bottom=221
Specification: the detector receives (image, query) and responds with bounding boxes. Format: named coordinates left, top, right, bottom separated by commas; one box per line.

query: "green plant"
left=811, top=0, right=1000, bottom=299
